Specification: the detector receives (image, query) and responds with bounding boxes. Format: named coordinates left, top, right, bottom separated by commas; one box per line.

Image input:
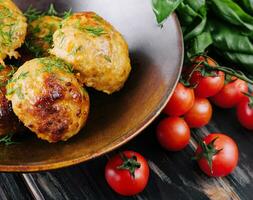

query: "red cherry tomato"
left=236, top=94, right=253, bottom=130
left=188, top=56, right=225, bottom=98
left=163, top=83, right=195, bottom=116
left=195, top=133, right=238, bottom=177
left=184, top=98, right=212, bottom=128
left=210, top=78, right=248, bottom=108
left=105, top=151, right=149, bottom=196
left=156, top=117, right=190, bottom=151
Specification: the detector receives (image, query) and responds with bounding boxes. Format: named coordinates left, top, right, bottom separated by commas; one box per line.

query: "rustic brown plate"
left=0, top=0, right=183, bottom=172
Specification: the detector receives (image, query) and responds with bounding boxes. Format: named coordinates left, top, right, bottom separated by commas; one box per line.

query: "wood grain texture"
left=0, top=173, right=32, bottom=200
left=1, top=106, right=253, bottom=199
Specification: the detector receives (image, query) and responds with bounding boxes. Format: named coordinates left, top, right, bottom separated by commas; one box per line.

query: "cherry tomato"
left=210, top=78, right=248, bottom=108
left=163, top=83, right=194, bottom=116
left=156, top=117, right=190, bottom=151
left=105, top=151, right=149, bottom=196
left=195, top=133, right=238, bottom=177
left=236, top=94, right=253, bottom=130
left=184, top=98, right=212, bottom=128
left=188, top=56, right=225, bottom=98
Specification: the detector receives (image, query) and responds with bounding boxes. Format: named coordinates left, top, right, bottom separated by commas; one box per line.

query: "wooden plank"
left=21, top=106, right=253, bottom=200
left=0, top=173, right=32, bottom=200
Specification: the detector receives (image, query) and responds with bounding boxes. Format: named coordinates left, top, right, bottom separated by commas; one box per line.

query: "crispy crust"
left=0, top=0, right=27, bottom=65
left=50, top=12, right=131, bottom=94
left=6, top=57, right=90, bottom=143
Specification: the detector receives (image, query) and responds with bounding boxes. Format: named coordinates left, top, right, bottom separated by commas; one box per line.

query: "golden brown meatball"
left=0, top=65, right=23, bottom=136
left=6, top=57, right=90, bottom=143
left=50, top=12, right=131, bottom=94
left=26, top=16, right=62, bottom=57
left=0, top=0, right=27, bottom=65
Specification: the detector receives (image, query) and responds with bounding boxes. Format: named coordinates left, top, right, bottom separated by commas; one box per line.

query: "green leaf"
left=208, top=19, right=253, bottom=54
left=152, top=0, right=183, bottom=25
left=184, top=17, right=207, bottom=41
left=209, top=0, right=253, bottom=32
left=223, top=52, right=253, bottom=74
left=176, top=3, right=200, bottom=25
left=187, top=31, right=213, bottom=57
left=207, top=19, right=253, bottom=75
left=235, top=0, right=253, bottom=15
left=177, top=1, right=207, bottom=41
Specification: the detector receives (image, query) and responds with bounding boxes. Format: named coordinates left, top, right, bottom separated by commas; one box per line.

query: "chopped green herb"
left=24, top=4, right=73, bottom=23
left=15, top=86, right=24, bottom=99
left=8, top=71, right=29, bottom=84
left=0, top=7, right=12, bottom=20
left=62, top=8, right=72, bottom=19
left=40, top=58, right=73, bottom=73
left=7, top=66, right=16, bottom=77
left=0, top=65, right=4, bottom=71
left=83, top=27, right=106, bottom=36
left=45, top=3, right=58, bottom=16
left=58, top=30, right=66, bottom=48
left=24, top=5, right=42, bottom=23
left=104, top=55, right=112, bottom=62
left=43, top=33, right=53, bottom=44
left=92, top=14, right=103, bottom=22
left=70, top=46, right=82, bottom=55
left=25, top=40, right=44, bottom=58
left=0, top=133, right=16, bottom=145
left=32, top=25, right=41, bottom=34
left=6, top=86, right=16, bottom=96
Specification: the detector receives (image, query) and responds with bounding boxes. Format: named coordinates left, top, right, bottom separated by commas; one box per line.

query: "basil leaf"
left=209, top=0, right=253, bottom=32
left=207, top=19, right=253, bottom=74
left=208, top=19, right=253, bottom=54
left=235, top=0, right=253, bottom=15
left=177, top=0, right=207, bottom=41
left=187, top=31, right=213, bottom=57
left=152, top=0, right=183, bottom=24
left=183, top=17, right=206, bottom=41
left=223, top=52, right=253, bottom=74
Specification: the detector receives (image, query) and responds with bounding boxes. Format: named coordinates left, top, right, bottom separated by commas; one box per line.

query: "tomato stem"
left=193, top=137, right=223, bottom=175
left=117, top=153, right=141, bottom=178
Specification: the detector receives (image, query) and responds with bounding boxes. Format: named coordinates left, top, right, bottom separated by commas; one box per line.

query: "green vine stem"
left=203, top=62, right=253, bottom=85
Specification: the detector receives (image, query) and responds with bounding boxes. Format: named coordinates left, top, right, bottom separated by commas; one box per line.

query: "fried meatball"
left=0, top=0, right=27, bottom=65
left=26, top=16, right=62, bottom=57
left=0, top=65, right=23, bottom=136
left=6, top=57, right=90, bottom=143
left=50, top=12, right=131, bottom=94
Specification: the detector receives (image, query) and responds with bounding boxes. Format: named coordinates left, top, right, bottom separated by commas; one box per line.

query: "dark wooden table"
left=1, top=106, right=252, bottom=200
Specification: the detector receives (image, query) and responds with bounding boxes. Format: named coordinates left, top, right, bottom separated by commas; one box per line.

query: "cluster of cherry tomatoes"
left=104, top=56, right=252, bottom=196
left=156, top=55, right=252, bottom=177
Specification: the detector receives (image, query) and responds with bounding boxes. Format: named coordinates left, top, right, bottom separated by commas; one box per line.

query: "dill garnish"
left=62, top=9, right=72, bottom=19
left=45, top=4, right=58, bottom=16
left=24, top=5, right=42, bottom=23
left=104, top=55, right=112, bottom=62
left=0, top=133, right=16, bottom=145
left=6, top=72, right=28, bottom=97
left=39, top=58, right=73, bottom=73
left=24, top=4, right=73, bottom=22
left=25, top=40, right=44, bottom=58
left=83, top=27, right=106, bottom=36
left=8, top=71, right=29, bottom=84
left=0, top=5, right=17, bottom=48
